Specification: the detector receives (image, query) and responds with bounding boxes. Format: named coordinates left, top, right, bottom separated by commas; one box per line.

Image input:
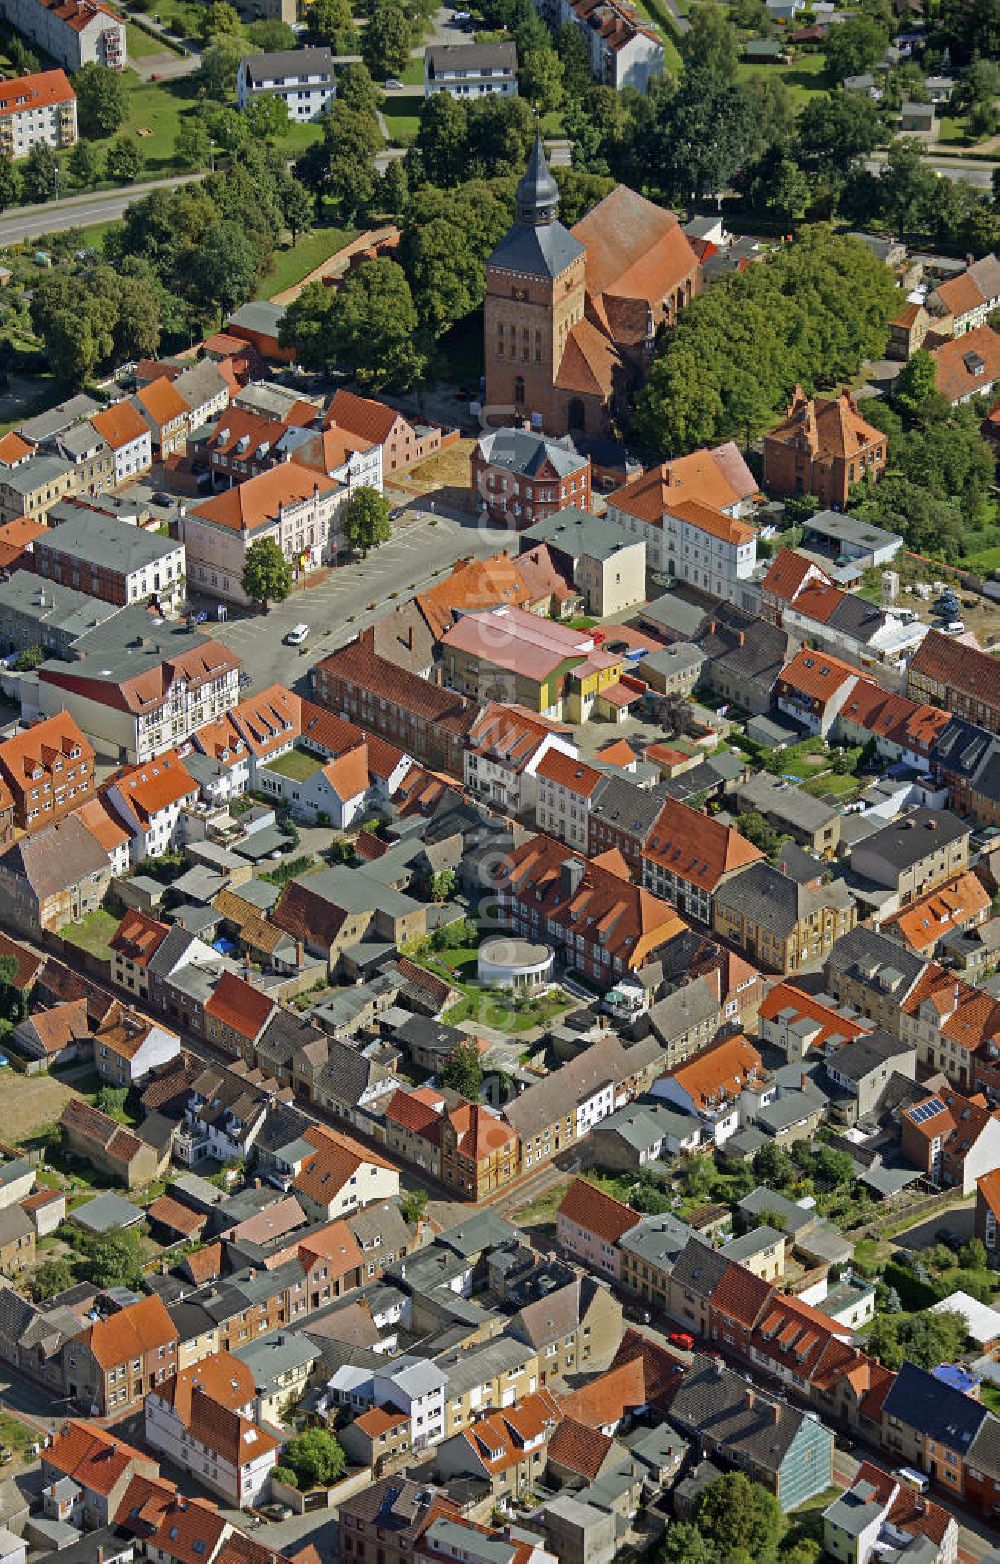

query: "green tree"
left=281, top=1428, right=346, bottom=1489
left=84, top=1228, right=145, bottom=1289
left=272, top=1465, right=298, bottom=1489
left=199, top=34, right=244, bottom=100
left=280, top=177, right=314, bottom=244
left=894, top=346, right=938, bottom=416
left=402, top=214, right=485, bottom=332
left=796, top=91, right=881, bottom=180
left=440, top=1039, right=483, bottom=1100
left=662, top=1523, right=713, bottom=1564
left=22, top=141, right=59, bottom=203
left=330, top=258, right=426, bottom=388
left=194, top=219, right=262, bottom=320
left=520, top=46, right=564, bottom=113
left=680, top=1, right=739, bottom=82
left=174, top=117, right=211, bottom=172
left=201, top=0, right=243, bottom=43
left=245, top=93, right=290, bottom=143
left=416, top=90, right=468, bottom=186
left=556, top=20, right=593, bottom=99
left=106, top=135, right=144, bottom=183
left=694, top=1472, right=786, bottom=1560
left=823, top=13, right=889, bottom=80
left=362, top=0, right=412, bottom=79
left=31, top=1257, right=77, bottom=1301
left=0, top=154, right=22, bottom=213
left=46, top=310, right=104, bottom=386
left=247, top=17, right=296, bottom=49
left=633, top=66, right=764, bottom=202
left=400, top=1187, right=428, bottom=1224
left=96, top=1085, right=130, bottom=1121
left=68, top=137, right=102, bottom=187
left=338, top=61, right=383, bottom=119
left=428, top=868, right=456, bottom=902
left=279, top=280, right=336, bottom=369
left=74, top=60, right=130, bottom=138
left=377, top=156, right=409, bottom=215
left=200, top=103, right=249, bottom=154
left=960, top=1237, right=989, bottom=1271
left=752, top=1140, right=795, bottom=1189
left=310, top=0, right=357, bottom=51
left=241, top=537, right=292, bottom=610
left=341, top=485, right=392, bottom=558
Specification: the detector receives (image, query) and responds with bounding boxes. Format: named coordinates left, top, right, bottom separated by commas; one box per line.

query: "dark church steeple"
left=515, top=133, right=560, bottom=228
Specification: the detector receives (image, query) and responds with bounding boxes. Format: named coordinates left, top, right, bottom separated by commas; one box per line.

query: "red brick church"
left=483, top=137, right=702, bottom=438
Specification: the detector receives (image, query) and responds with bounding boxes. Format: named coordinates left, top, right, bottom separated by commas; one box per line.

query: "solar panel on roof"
left=909, top=1096, right=945, bottom=1124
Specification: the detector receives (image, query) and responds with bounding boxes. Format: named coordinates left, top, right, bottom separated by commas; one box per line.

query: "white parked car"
left=285, top=623, right=309, bottom=645
left=943, top=620, right=966, bottom=635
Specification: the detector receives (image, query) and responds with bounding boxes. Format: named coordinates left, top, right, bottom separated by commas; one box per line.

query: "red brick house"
left=0, top=712, right=94, bottom=832
left=762, top=386, right=886, bottom=507
left=325, top=389, right=443, bottom=476
left=471, top=429, right=591, bottom=528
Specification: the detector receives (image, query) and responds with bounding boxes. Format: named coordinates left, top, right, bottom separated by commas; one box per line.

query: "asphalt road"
left=0, top=173, right=202, bottom=246
left=863, top=154, right=998, bottom=190
left=199, top=504, right=511, bottom=696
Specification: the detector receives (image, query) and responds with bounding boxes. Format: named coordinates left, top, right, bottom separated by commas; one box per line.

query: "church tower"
left=483, top=135, right=587, bottom=431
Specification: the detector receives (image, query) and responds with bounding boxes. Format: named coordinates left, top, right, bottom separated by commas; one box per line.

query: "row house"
left=115, top=1475, right=230, bottom=1564
left=607, top=467, right=757, bottom=605
left=134, top=377, right=189, bottom=459
left=1, top=0, right=125, bottom=69
left=0, top=711, right=94, bottom=832
left=144, top=1353, right=279, bottom=1507
left=586, top=773, right=664, bottom=872
left=93, top=1002, right=181, bottom=1086
left=312, top=632, right=476, bottom=777
left=41, top=1421, right=157, bottom=1532
left=882, top=1362, right=994, bottom=1501
left=977, top=1167, right=1000, bottom=1268
left=556, top=1176, right=639, bottom=1282
left=0, top=810, right=114, bottom=936
left=106, top=750, right=200, bottom=862
left=929, top=253, right=1000, bottom=335
left=641, top=799, right=762, bottom=925
left=495, top=833, right=688, bottom=989
left=89, top=401, right=152, bottom=484
left=824, top=1462, right=959, bottom=1564
left=463, top=702, right=576, bottom=817
left=182, top=465, right=343, bottom=606
left=63, top=1293, right=179, bottom=1415
left=775, top=646, right=861, bottom=740
left=32, top=506, right=186, bottom=612
left=898, top=963, right=1000, bottom=1091
left=35, top=617, right=242, bottom=764
left=436, top=1336, right=542, bottom=1439
left=433, top=1393, right=560, bottom=1503
left=908, top=628, right=1000, bottom=736
left=545, top=0, right=664, bottom=92
left=899, top=1085, right=1000, bottom=1194
left=850, top=807, right=970, bottom=906
left=534, top=747, right=603, bottom=851
left=504, top=1032, right=659, bottom=1172
left=836, top=679, right=952, bottom=770
left=713, top=859, right=857, bottom=977
left=931, top=718, right=1000, bottom=828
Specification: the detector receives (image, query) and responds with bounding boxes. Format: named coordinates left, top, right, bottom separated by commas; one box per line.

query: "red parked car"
left=668, top=1331, right=695, bottom=1350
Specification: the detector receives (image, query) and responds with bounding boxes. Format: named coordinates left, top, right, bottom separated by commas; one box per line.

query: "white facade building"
left=236, top=46, right=335, bottom=121
left=106, top=752, right=199, bottom=861
left=424, top=41, right=518, bottom=98
left=145, top=1388, right=278, bottom=1508
left=0, top=0, right=125, bottom=70
left=547, top=0, right=662, bottom=91
left=0, top=70, right=76, bottom=159
left=607, top=486, right=758, bottom=604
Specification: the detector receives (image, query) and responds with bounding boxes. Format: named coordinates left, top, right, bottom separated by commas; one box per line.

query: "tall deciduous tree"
left=680, top=1, right=739, bottom=82
left=106, top=135, right=144, bottom=183
left=74, top=61, right=130, bottom=137
left=341, top=485, right=392, bottom=558
left=241, top=537, right=292, bottom=610
left=194, top=220, right=262, bottom=320
left=330, top=258, right=426, bottom=388
left=693, top=1472, right=785, bottom=1560
left=823, top=13, right=890, bottom=80
left=440, top=1040, right=483, bottom=1100
left=22, top=142, right=59, bottom=203
left=362, top=0, right=412, bottom=79
left=0, top=153, right=23, bottom=212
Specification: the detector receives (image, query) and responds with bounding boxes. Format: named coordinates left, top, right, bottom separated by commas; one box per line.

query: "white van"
left=285, top=623, right=309, bottom=646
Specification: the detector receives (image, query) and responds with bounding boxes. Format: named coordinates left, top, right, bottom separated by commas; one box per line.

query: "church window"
left=534, top=330, right=542, bottom=363
left=521, top=327, right=529, bottom=360
left=514, top=376, right=525, bottom=405
left=497, top=323, right=504, bottom=357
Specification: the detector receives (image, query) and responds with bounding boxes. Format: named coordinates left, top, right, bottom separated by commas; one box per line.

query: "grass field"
left=800, top=770, right=862, bottom=799
left=265, top=748, right=324, bottom=781
left=735, top=50, right=827, bottom=105
left=382, top=100, right=420, bottom=146
left=124, top=20, right=172, bottom=58
left=963, top=544, right=1000, bottom=574
left=263, top=224, right=355, bottom=298
left=61, top=907, right=118, bottom=960
left=0, top=1410, right=37, bottom=1454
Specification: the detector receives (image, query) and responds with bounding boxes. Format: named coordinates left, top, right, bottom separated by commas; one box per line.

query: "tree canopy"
left=341, top=486, right=392, bottom=558
left=241, top=537, right=293, bottom=610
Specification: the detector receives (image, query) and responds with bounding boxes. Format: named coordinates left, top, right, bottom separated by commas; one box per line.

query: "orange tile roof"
left=977, top=1166, right=1000, bottom=1223
left=322, top=745, right=369, bottom=802
left=596, top=738, right=638, bottom=767
left=110, top=907, right=170, bottom=968
left=297, top=1218, right=364, bottom=1281
left=60, top=1095, right=147, bottom=1165
left=136, top=378, right=188, bottom=427
left=416, top=552, right=551, bottom=641
left=572, top=186, right=697, bottom=314
left=665, top=495, right=756, bottom=547
left=766, top=386, right=884, bottom=459
left=557, top=1357, right=647, bottom=1429
left=0, top=432, right=33, bottom=465
left=0, top=711, right=93, bottom=785
left=665, top=1031, right=763, bottom=1111
left=558, top=1176, right=638, bottom=1244
left=94, top=1002, right=178, bottom=1063
left=184, top=1242, right=223, bottom=1285
left=547, top=1415, right=613, bottom=1479
left=80, top=1293, right=177, bottom=1370
left=76, top=796, right=131, bottom=855
left=0, top=69, right=73, bottom=119
left=22, top=996, right=90, bottom=1056
left=761, top=547, right=828, bottom=604
left=191, top=464, right=338, bottom=533
left=758, top=982, right=866, bottom=1049
left=934, top=271, right=986, bottom=318
left=355, top=1406, right=409, bottom=1438
left=203, top=971, right=274, bottom=1042
left=444, top=1100, right=516, bottom=1159
left=711, top=1261, right=774, bottom=1328
left=385, top=1086, right=442, bottom=1136
left=117, top=1473, right=228, bottom=1564
left=886, top=870, right=990, bottom=953
left=853, top=1461, right=954, bottom=1546
left=147, top=1195, right=206, bottom=1238
left=778, top=646, right=858, bottom=704
left=909, top=627, right=1000, bottom=708
left=156, top=1352, right=255, bottom=1420
left=325, top=389, right=402, bottom=446
left=112, top=751, right=197, bottom=825
left=90, top=400, right=151, bottom=451
left=643, top=799, right=762, bottom=892
left=47, top=1419, right=152, bottom=1495
left=293, top=1122, right=396, bottom=1206
left=931, top=325, right=1000, bottom=402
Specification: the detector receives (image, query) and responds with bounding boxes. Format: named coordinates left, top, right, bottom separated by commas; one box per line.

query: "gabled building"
left=94, top=1002, right=181, bottom=1086
left=908, top=629, right=1000, bottom=737
left=641, top=799, right=762, bottom=924
left=0, top=69, right=76, bottom=159
left=472, top=429, right=590, bottom=529
left=824, top=1460, right=959, bottom=1564
left=714, top=860, right=856, bottom=976
left=762, top=386, right=886, bottom=508
left=556, top=1177, right=638, bottom=1281
left=41, top=1421, right=156, bottom=1532
left=60, top=1097, right=167, bottom=1188
left=106, top=750, right=199, bottom=861
left=775, top=647, right=862, bottom=739
left=930, top=325, right=1000, bottom=404
left=64, top=1293, right=179, bottom=1415
left=881, top=1361, right=991, bottom=1498
left=463, top=702, right=576, bottom=816
left=850, top=808, right=970, bottom=904
left=900, top=1086, right=1000, bottom=1194
left=653, top=1031, right=771, bottom=1146
left=976, top=1167, right=1000, bottom=1268
left=89, top=401, right=152, bottom=484
left=144, top=1352, right=279, bottom=1506
left=1, top=0, right=125, bottom=71
left=547, top=0, right=663, bottom=92
left=0, top=810, right=114, bottom=935
left=606, top=466, right=757, bottom=603
left=0, top=712, right=94, bottom=832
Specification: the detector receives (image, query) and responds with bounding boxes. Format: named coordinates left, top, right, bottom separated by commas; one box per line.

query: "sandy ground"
left=406, top=439, right=477, bottom=493
left=3, top=1070, right=83, bottom=1143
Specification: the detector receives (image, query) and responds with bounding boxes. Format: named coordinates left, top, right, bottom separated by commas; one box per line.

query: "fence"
left=847, top=1185, right=963, bottom=1241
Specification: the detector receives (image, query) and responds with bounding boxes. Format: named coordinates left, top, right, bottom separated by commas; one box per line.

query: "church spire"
left=515, top=133, right=560, bottom=228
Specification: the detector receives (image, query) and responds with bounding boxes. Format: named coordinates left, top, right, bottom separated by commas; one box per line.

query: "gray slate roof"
left=714, top=860, right=854, bottom=937
left=487, top=219, right=585, bottom=281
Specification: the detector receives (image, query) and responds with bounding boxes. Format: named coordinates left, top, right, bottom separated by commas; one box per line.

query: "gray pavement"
left=200, top=504, right=510, bottom=695
left=864, top=154, right=998, bottom=189
left=0, top=173, right=203, bottom=246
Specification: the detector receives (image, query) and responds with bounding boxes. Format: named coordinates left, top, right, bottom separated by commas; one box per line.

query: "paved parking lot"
left=200, top=506, right=506, bottom=696
left=889, top=1198, right=975, bottom=1252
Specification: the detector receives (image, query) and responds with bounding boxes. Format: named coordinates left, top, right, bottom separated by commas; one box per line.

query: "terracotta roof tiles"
left=558, top=1176, right=638, bottom=1246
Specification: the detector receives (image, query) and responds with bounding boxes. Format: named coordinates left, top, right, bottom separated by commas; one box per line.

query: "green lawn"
left=443, top=987, right=569, bottom=1033
left=963, top=544, right=1000, bottom=574
left=800, top=771, right=862, bottom=799
left=146, top=0, right=202, bottom=38
left=61, top=907, right=119, bottom=961
left=982, top=1381, right=1000, bottom=1417
left=735, top=51, right=827, bottom=106
left=263, top=224, right=355, bottom=298
left=0, top=1411, right=36, bottom=1454
left=124, top=20, right=173, bottom=58
left=265, top=748, right=324, bottom=782
left=400, top=58, right=424, bottom=86
left=382, top=101, right=420, bottom=146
